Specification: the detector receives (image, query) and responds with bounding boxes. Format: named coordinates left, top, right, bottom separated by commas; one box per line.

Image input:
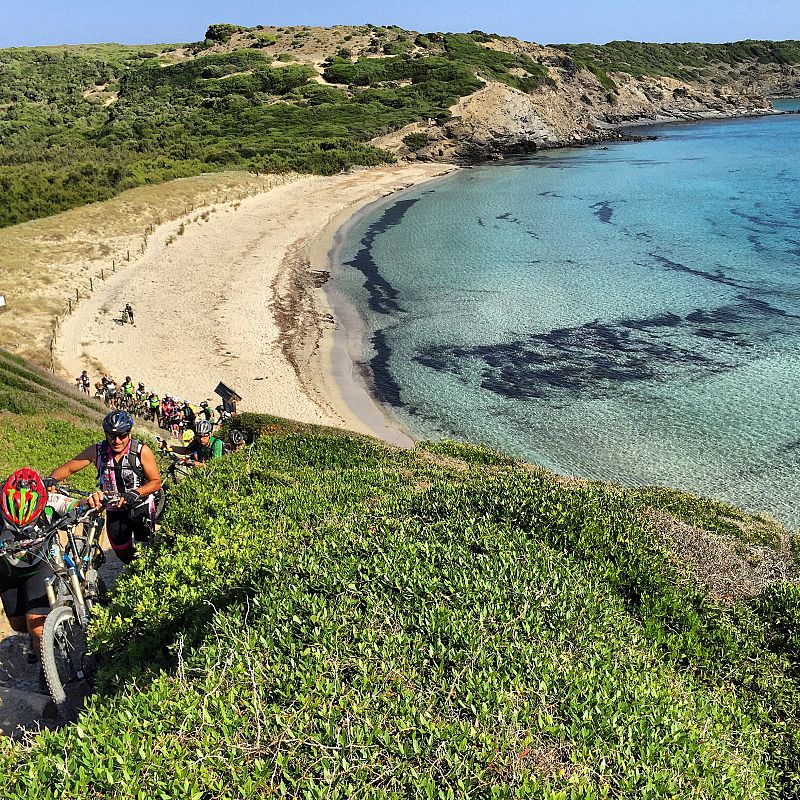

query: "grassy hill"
left=558, top=39, right=800, bottom=82
left=2, top=25, right=799, bottom=229
left=0, top=350, right=798, bottom=797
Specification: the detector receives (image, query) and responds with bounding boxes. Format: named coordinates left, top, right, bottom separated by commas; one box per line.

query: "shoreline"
left=305, top=173, right=456, bottom=449
left=54, top=163, right=457, bottom=443
left=47, top=104, right=795, bottom=451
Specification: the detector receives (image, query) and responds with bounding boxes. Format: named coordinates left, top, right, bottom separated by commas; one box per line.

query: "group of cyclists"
left=1, top=397, right=243, bottom=689
left=75, top=370, right=233, bottom=442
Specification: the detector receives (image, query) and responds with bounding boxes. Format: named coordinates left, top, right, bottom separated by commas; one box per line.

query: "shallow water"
left=334, top=112, right=800, bottom=529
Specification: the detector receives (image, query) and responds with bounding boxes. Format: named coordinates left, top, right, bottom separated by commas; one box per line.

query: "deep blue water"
left=333, top=110, right=800, bottom=529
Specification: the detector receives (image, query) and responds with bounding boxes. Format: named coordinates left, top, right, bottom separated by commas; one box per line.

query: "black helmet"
left=103, top=410, right=134, bottom=436
left=230, top=429, right=245, bottom=446
left=195, top=419, right=213, bottom=436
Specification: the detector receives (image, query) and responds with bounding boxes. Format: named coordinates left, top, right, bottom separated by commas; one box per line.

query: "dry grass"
left=646, top=507, right=798, bottom=602
left=0, top=171, right=298, bottom=367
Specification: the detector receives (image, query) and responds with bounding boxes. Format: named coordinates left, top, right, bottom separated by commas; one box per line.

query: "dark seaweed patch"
left=345, top=199, right=419, bottom=315
left=649, top=253, right=753, bottom=290
left=592, top=201, right=614, bottom=224
left=367, top=329, right=406, bottom=409
left=747, top=233, right=767, bottom=254
left=412, top=298, right=796, bottom=403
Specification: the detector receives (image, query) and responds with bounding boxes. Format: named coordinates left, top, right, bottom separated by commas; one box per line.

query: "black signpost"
left=214, top=382, right=242, bottom=414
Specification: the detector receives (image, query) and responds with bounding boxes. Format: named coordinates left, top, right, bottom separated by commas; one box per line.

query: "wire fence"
left=47, top=174, right=296, bottom=374
left=48, top=229, right=149, bottom=373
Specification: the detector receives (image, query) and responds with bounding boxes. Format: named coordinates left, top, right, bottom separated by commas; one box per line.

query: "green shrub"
left=205, top=23, right=242, bottom=43
left=402, top=131, right=429, bottom=150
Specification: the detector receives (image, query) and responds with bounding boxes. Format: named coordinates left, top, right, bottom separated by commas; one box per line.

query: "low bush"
left=0, top=408, right=797, bottom=796
left=402, top=132, right=430, bottom=150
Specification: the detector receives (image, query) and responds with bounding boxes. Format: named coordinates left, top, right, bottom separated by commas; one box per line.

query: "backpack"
left=96, top=438, right=145, bottom=495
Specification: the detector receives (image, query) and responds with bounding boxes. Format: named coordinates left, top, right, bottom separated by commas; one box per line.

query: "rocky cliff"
left=370, top=37, right=793, bottom=161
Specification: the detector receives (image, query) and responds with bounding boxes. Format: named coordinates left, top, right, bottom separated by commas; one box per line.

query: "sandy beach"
left=56, top=163, right=456, bottom=444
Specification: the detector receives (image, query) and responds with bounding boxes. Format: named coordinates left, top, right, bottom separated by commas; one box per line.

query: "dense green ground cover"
left=0, top=350, right=99, bottom=491
left=0, top=29, right=556, bottom=229
left=559, top=40, right=800, bottom=82
left=0, top=398, right=797, bottom=797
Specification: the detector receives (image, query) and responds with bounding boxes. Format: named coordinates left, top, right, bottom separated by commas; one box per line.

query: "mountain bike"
left=1, top=491, right=107, bottom=721
left=154, top=439, right=194, bottom=520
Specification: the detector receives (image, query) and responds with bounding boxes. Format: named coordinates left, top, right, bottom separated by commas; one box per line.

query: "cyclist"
left=76, top=370, right=91, bottom=396
left=160, top=420, right=223, bottom=467
left=228, top=429, right=246, bottom=453
left=197, top=401, right=214, bottom=422
left=49, top=411, right=162, bottom=565
left=181, top=400, right=196, bottom=429
left=0, top=468, right=81, bottom=661
left=148, top=391, right=161, bottom=424
left=104, top=377, right=118, bottom=409
left=215, top=404, right=232, bottom=426
left=124, top=303, right=135, bottom=325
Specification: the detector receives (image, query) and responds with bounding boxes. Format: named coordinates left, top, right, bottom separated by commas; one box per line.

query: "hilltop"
left=0, top=353, right=799, bottom=796
left=1, top=25, right=798, bottom=228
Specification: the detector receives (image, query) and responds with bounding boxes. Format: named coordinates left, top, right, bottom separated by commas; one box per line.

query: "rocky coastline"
left=370, top=39, right=795, bottom=163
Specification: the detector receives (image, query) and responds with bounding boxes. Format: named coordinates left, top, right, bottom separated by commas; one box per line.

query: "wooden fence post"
left=112, top=259, right=115, bottom=272
left=89, top=277, right=93, bottom=292
left=68, top=299, right=72, bottom=314
left=126, top=250, right=130, bottom=261
left=75, top=288, right=79, bottom=302
left=101, top=269, right=104, bottom=281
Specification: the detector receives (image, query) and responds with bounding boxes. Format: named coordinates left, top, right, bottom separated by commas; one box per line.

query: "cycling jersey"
left=122, top=382, right=134, bottom=397
left=191, top=436, right=224, bottom=463
left=149, top=395, right=160, bottom=408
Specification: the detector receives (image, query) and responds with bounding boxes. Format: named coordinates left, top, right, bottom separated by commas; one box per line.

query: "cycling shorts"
left=0, top=560, right=51, bottom=617
left=106, top=507, right=152, bottom=565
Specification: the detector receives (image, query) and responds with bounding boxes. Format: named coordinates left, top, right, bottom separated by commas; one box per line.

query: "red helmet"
left=1, top=468, right=47, bottom=536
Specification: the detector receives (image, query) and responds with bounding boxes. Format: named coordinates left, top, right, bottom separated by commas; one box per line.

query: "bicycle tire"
left=41, top=605, right=90, bottom=722
left=154, top=487, right=166, bottom=521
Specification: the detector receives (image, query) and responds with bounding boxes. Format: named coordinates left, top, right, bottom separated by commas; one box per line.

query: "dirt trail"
left=0, top=534, right=124, bottom=739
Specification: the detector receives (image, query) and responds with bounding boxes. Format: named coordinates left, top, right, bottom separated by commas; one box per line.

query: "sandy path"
left=56, top=164, right=455, bottom=440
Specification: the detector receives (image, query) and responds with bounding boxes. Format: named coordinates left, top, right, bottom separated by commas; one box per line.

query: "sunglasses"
left=106, top=432, right=130, bottom=441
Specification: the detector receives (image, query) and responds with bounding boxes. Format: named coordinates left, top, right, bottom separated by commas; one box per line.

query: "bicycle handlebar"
left=0, top=502, right=100, bottom=557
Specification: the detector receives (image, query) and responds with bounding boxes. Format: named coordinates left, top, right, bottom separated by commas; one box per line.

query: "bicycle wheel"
left=153, top=487, right=166, bottom=521
left=41, top=605, right=93, bottom=722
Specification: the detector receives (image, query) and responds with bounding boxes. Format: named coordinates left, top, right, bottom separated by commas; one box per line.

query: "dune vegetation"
left=0, top=351, right=798, bottom=798
left=3, top=24, right=799, bottom=229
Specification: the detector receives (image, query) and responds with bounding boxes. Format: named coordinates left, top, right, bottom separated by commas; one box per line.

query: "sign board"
left=0, top=295, right=6, bottom=314
left=214, top=381, right=242, bottom=413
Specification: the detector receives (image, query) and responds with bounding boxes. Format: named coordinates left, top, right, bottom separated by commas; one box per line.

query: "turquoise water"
left=334, top=112, right=800, bottom=528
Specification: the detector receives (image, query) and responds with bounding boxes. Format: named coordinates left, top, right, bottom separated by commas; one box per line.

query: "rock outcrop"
left=372, top=37, right=785, bottom=162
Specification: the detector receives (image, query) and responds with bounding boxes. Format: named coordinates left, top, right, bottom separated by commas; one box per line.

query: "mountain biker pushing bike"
left=160, top=419, right=223, bottom=467
left=76, top=370, right=91, bottom=396
left=49, top=411, right=162, bottom=565
left=0, top=469, right=81, bottom=661
left=124, top=303, right=135, bottom=325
